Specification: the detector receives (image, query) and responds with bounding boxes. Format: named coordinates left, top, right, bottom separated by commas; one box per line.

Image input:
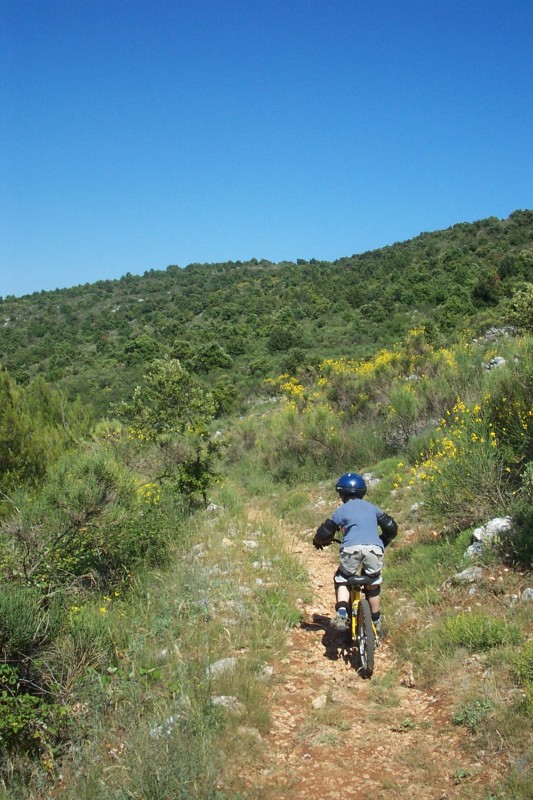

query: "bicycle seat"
left=345, top=575, right=377, bottom=588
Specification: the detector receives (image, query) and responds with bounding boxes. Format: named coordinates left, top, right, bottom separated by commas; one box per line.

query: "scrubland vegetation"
left=0, top=213, right=532, bottom=798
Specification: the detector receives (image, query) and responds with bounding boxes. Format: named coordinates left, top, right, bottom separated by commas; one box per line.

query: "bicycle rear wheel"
left=356, top=597, right=375, bottom=678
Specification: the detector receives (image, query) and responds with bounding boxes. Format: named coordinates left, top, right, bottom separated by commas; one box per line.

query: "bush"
left=504, top=469, right=533, bottom=567
left=0, top=664, right=69, bottom=759
left=42, top=603, right=117, bottom=696
left=507, top=284, right=533, bottom=333
left=484, top=337, right=533, bottom=471
left=0, top=585, right=63, bottom=659
left=0, top=449, right=171, bottom=587
left=260, top=402, right=387, bottom=483
left=453, top=698, right=494, bottom=731
left=418, top=397, right=510, bottom=531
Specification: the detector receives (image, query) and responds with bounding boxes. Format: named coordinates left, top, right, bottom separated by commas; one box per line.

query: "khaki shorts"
left=334, top=545, right=384, bottom=586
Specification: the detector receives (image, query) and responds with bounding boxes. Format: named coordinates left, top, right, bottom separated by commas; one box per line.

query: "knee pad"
left=365, top=585, right=381, bottom=599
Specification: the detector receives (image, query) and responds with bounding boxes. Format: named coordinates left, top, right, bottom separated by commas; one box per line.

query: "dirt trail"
left=241, top=515, right=506, bottom=800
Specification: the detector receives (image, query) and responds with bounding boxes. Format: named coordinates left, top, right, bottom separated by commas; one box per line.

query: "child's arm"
left=377, top=512, right=398, bottom=547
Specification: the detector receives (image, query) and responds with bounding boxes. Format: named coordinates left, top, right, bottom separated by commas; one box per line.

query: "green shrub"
left=484, top=337, right=533, bottom=470
left=507, top=284, right=533, bottom=334
left=419, top=396, right=510, bottom=532
left=261, top=402, right=387, bottom=483
left=42, top=603, right=117, bottom=696
left=0, top=664, right=69, bottom=762
left=452, top=698, right=494, bottom=731
left=1, top=449, right=172, bottom=587
left=0, top=585, right=63, bottom=659
left=505, top=475, right=533, bottom=567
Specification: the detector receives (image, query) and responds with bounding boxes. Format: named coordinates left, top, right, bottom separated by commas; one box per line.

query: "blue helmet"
left=336, top=472, right=367, bottom=499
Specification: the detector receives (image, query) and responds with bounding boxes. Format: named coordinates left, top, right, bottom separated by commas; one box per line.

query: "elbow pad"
left=378, top=513, right=398, bottom=547
left=313, top=518, right=338, bottom=548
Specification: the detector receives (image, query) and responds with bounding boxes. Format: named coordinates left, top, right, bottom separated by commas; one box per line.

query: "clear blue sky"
left=2, top=0, right=532, bottom=298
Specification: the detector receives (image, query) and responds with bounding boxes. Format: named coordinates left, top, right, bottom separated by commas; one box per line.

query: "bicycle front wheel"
left=356, top=597, right=375, bottom=678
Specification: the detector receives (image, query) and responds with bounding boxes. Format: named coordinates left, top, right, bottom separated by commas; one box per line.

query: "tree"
left=0, top=370, right=91, bottom=500
left=116, top=358, right=219, bottom=501
left=507, top=283, right=533, bottom=333
left=190, top=342, right=233, bottom=373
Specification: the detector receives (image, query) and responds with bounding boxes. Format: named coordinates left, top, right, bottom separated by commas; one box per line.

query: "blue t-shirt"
left=330, top=498, right=385, bottom=550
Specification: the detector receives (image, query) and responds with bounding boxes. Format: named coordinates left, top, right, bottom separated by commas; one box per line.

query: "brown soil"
left=240, top=517, right=509, bottom=800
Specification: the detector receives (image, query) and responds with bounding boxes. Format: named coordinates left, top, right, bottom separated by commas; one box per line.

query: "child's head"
left=335, top=472, right=367, bottom=502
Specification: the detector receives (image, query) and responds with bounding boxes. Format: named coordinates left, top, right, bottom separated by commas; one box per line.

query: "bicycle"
left=334, top=539, right=378, bottom=679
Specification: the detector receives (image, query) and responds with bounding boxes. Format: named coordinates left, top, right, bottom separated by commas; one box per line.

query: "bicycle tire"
left=356, top=598, right=375, bottom=678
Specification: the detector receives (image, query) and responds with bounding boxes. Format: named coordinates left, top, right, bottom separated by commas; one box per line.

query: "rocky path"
left=241, top=519, right=507, bottom=800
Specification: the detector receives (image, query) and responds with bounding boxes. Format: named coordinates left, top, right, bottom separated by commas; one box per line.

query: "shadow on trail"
left=300, top=614, right=351, bottom=665
left=300, top=614, right=366, bottom=674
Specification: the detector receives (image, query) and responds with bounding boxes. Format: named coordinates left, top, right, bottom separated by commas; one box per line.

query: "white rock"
left=207, top=657, right=238, bottom=678
left=472, top=517, right=512, bottom=542
left=465, top=543, right=484, bottom=559
left=259, top=665, right=274, bottom=680
left=211, top=695, right=245, bottom=713
left=453, top=567, right=483, bottom=584
left=242, top=540, right=259, bottom=550
left=363, top=472, right=380, bottom=487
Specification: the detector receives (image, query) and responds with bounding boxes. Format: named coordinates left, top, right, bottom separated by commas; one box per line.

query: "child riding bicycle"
left=313, top=472, right=398, bottom=634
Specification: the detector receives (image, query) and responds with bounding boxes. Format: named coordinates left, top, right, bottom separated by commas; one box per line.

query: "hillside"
left=0, top=208, right=532, bottom=797
left=1, top=210, right=532, bottom=414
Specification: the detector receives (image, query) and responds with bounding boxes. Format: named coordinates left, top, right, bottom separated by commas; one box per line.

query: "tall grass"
left=0, top=476, right=305, bottom=798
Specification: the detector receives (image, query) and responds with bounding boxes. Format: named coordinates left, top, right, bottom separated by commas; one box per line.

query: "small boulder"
left=207, top=657, right=238, bottom=678
left=453, top=567, right=483, bottom=584
left=472, top=517, right=512, bottom=543
left=312, top=695, right=328, bottom=710
left=211, top=695, right=245, bottom=714
left=465, top=542, right=484, bottom=559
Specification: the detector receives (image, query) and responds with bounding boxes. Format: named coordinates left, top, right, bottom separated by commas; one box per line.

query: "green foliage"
left=385, top=384, right=421, bottom=447
left=47, top=602, right=117, bottom=693
left=439, top=611, right=522, bottom=652
left=117, top=357, right=215, bottom=440
left=412, top=338, right=533, bottom=533
left=124, top=333, right=163, bottom=365
left=116, top=358, right=219, bottom=501
left=0, top=664, right=69, bottom=758
left=259, top=401, right=386, bottom=483
left=1, top=211, right=531, bottom=413
left=452, top=698, right=494, bottom=731
left=421, top=430, right=507, bottom=532
left=507, top=283, right=533, bottom=333
left=0, top=371, right=91, bottom=499
left=190, top=342, right=233, bottom=373
left=0, top=585, right=63, bottom=658
left=484, top=338, right=533, bottom=470
left=0, top=449, right=162, bottom=585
